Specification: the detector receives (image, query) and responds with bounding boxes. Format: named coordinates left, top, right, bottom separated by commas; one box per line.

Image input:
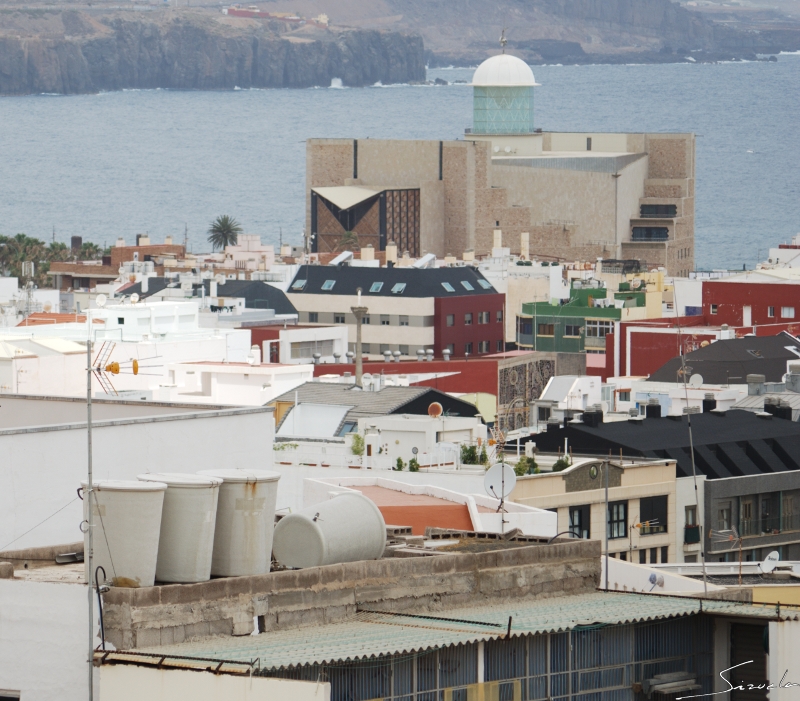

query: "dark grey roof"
left=525, top=409, right=800, bottom=479
left=270, top=382, right=480, bottom=433
left=648, top=332, right=800, bottom=384
left=121, top=278, right=297, bottom=315
left=287, top=265, right=497, bottom=298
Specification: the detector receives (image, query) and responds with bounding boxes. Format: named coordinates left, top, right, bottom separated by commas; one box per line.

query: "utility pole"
left=604, top=458, right=609, bottom=591
left=86, top=336, right=94, bottom=701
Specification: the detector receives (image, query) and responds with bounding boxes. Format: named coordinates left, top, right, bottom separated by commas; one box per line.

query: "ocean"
left=0, top=56, right=798, bottom=270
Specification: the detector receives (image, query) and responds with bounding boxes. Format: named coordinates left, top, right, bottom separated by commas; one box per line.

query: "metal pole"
left=86, top=338, right=94, bottom=701
left=604, top=458, right=609, bottom=591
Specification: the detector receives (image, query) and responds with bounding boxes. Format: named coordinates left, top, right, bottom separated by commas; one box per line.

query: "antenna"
left=95, top=294, right=107, bottom=309
left=499, top=27, right=507, bottom=53
left=710, top=527, right=743, bottom=585
left=759, top=550, right=780, bottom=574
left=484, top=462, right=516, bottom=533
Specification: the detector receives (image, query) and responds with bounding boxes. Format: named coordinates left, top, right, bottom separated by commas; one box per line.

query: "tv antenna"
left=484, top=462, right=516, bottom=533
left=710, top=527, right=743, bottom=585
left=90, top=341, right=161, bottom=395
left=499, top=28, right=507, bottom=53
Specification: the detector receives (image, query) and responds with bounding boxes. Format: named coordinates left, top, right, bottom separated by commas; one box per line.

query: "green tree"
left=553, top=456, right=572, bottom=472
left=207, top=215, right=242, bottom=251
left=395, top=457, right=406, bottom=471
left=351, top=434, right=364, bottom=456
left=0, top=233, right=50, bottom=285
left=78, top=242, right=102, bottom=260
left=514, top=456, right=539, bottom=476
left=409, top=457, right=420, bottom=472
left=335, top=231, right=360, bottom=252
left=460, top=444, right=478, bottom=465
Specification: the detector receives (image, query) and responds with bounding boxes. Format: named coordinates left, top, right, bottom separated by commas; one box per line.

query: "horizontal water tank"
left=273, top=492, right=385, bottom=569
left=138, top=473, right=222, bottom=583
left=82, top=480, right=167, bottom=588
left=197, top=469, right=280, bottom=576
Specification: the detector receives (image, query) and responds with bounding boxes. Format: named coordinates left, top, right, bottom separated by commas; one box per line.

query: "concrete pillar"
left=351, top=304, right=369, bottom=388
left=521, top=232, right=530, bottom=260
left=493, top=229, right=503, bottom=249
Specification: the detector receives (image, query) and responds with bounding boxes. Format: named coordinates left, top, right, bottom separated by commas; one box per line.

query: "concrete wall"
left=0, top=407, right=275, bottom=550
left=102, top=539, right=600, bottom=649
left=0, top=579, right=100, bottom=701
left=98, top=665, right=329, bottom=701
left=768, top=619, right=800, bottom=701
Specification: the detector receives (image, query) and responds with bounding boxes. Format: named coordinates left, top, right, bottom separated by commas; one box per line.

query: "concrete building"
left=286, top=264, right=504, bottom=358
left=251, top=324, right=348, bottom=365
left=307, top=54, right=695, bottom=275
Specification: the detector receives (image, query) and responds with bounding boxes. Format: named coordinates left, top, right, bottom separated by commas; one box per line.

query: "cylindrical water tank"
left=137, top=473, right=222, bottom=583
left=82, top=480, right=167, bottom=588
left=197, top=469, right=280, bottom=576
left=272, top=492, right=385, bottom=569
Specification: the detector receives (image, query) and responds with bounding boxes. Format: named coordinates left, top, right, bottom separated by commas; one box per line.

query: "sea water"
left=0, top=57, right=798, bottom=270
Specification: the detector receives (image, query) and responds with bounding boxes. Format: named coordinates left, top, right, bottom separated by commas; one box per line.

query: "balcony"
left=684, top=525, right=701, bottom=544
left=739, top=513, right=800, bottom=537
left=640, top=204, right=677, bottom=218
left=631, top=227, right=669, bottom=242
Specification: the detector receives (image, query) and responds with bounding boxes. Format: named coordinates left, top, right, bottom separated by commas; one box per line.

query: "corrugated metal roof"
left=136, top=591, right=797, bottom=670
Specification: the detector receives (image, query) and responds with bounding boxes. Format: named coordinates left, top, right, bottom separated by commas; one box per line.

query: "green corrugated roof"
left=136, top=591, right=796, bottom=670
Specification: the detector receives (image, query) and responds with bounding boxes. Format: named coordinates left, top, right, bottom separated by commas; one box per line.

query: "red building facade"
left=703, top=280, right=800, bottom=329
left=433, top=293, right=505, bottom=358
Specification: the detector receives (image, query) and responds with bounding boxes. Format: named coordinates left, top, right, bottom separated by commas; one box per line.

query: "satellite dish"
left=760, top=550, right=780, bottom=573
left=689, top=374, right=704, bottom=387
left=484, top=462, right=517, bottom=499
left=428, top=402, right=443, bottom=418
left=130, top=293, right=140, bottom=304
left=96, top=294, right=107, bottom=308
left=631, top=278, right=642, bottom=289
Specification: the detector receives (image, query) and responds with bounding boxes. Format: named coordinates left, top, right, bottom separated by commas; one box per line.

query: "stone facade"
left=103, top=539, right=600, bottom=650
left=307, top=132, right=695, bottom=276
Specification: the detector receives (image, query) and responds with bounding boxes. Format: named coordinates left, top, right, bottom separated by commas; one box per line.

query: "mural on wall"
left=497, top=358, right=555, bottom=431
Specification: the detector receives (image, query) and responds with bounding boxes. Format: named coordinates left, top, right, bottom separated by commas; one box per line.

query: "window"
left=291, top=279, right=306, bottom=290
left=464, top=313, right=473, bottom=325
left=465, top=342, right=473, bottom=354
left=337, top=421, right=357, bottom=436
left=391, top=283, right=406, bottom=294
left=718, top=503, right=731, bottom=530
left=362, top=315, right=370, bottom=325
left=441, top=282, right=455, bottom=292
left=321, top=279, right=336, bottom=290
left=564, top=324, right=581, bottom=337
left=478, top=311, right=490, bottom=324
left=308, top=312, right=319, bottom=323
left=380, top=344, right=390, bottom=354
left=710, top=304, right=718, bottom=315
left=768, top=306, right=775, bottom=317
left=639, top=549, right=646, bottom=564
left=650, top=547, right=658, bottom=564
left=639, top=495, right=668, bottom=534
left=619, top=391, right=631, bottom=402
left=496, top=310, right=503, bottom=322
left=361, top=343, right=372, bottom=354
left=586, top=136, right=592, bottom=151
left=537, top=323, right=555, bottom=336
left=290, top=339, right=334, bottom=359
left=478, top=279, right=492, bottom=290
left=478, top=340, right=490, bottom=353
left=334, top=314, right=345, bottom=324
left=399, top=316, right=409, bottom=326
left=369, top=282, right=384, bottom=293
left=661, top=546, right=669, bottom=564
left=538, top=406, right=551, bottom=422
left=619, top=551, right=627, bottom=562
left=461, top=280, right=475, bottom=291
left=685, top=505, right=697, bottom=526
left=585, top=320, right=613, bottom=338
left=446, top=314, right=455, bottom=327
left=117, top=317, right=125, bottom=325
left=380, top=315, right=390, bottom=326
left=569, top=505, right=590, bottom=539
left=632, top=227, right=669, bottom=242
left=445, top=343, right=455, bottom=354
left=685, top=554, right=698, bottom=563
left=639, top=204, right=677, bottom=218
left=497, top=340, right=503, bottom=352
left=608, top=501, right=627, bottom=539
left=399, top=345, right=409, bottom=355
left=782, top=306, right=795, bottom=319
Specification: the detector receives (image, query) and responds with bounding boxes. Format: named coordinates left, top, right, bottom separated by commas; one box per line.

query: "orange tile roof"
left=17, top=313, right=105, bottom=327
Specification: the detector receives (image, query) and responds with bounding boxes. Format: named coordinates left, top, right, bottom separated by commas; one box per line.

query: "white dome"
left=472, top=54, right=540, bottom=87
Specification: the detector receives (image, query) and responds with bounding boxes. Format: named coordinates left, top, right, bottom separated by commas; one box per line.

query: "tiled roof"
left=136, top=591, right=797, bottom=670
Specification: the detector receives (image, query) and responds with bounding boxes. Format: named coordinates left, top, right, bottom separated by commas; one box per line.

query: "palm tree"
left=207, top=215, right=242, bottom=251
left=78, top=242, right=102, bottom=260
left=335, top=231, right=360, bottom=252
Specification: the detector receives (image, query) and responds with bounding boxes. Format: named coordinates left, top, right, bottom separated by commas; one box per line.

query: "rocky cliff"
left=0, top=11, right=425, bottom=95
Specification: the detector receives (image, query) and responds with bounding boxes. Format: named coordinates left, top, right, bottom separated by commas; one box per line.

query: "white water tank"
left=272, top=492, right=386, bottom=569
left=197, top=469, right=281, bottom=576
left=137, top=473, right=222, bottom=583
left=82, top=480, right=167, bottom=588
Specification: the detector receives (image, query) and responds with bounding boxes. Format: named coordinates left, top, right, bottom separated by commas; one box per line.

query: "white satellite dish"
left=130, top=293, right=140, bottom=305
left=95, top=294, right=107, bottom=308
left=689, top=374, right=704, bottom=387
left=484, top=462, right=517, bottom=500
left=760, top=550, right=780, bottom=573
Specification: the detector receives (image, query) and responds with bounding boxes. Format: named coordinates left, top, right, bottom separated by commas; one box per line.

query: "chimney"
left=417, top=349, right=425, bottom=362
left=747, top=374, right=766, bottom=396
left=702, top=393, right=717, bottom=413
left=71, top=236, right=82, bottom=253
left=645, top=398, right=662, bottom=419
left=493, top=229, right=503, bottom=249
left=385, top=242, right=398, bottom=265
left=280, top=243, right=292, bottom=258
left=383, top=349, right=392, bottom=363
left=520, top=232, right=530, bottom=260
left=463, top=249, right=475, bottom=263
left=141, top=277, right=149, bottom=294
left=251, top=345, right=261, bottom=366
left=115, top=237, right=126, bottom=248
left=210, top=280, right=218, bottom=297
left=165, top=235, right=173, bottom=245
left=361, top=244, right=375, bottom=261
left=425, top=349, right=434, bottom=362
left=442, top=348, right=451, bottom=361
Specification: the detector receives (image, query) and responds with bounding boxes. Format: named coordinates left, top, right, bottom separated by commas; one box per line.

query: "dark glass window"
left=639, top=204, right=677, bottom=218
left=608, top=501, right=627, bottom=539
left=309, top=312, right=318, bottom=323
left=446, top=314, right=455, bottom=327
left=537, top=323, right=554, bottom=335
left=640, top=495, right=668, bottom=534
left=632, top=227, right=669, bottom=241
left=569, top=505, right=590, bottom=539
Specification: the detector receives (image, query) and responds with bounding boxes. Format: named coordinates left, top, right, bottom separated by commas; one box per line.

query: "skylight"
left=321, top=280, right=336, bottom=291
left=441, top=282, right=455, bottom=292
left=478, top=279, right=492, bottom=290
left=391, top=283, right=406, bottom=294
left=370, top=282, right=384, bottom=293
left=291, top=279, right=307, bottom=290
left=461, top=281, right=474, bottom=291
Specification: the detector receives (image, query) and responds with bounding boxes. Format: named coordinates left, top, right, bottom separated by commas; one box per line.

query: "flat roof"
left=137, top=591, right=798, bottom=670
left=353, top=485, right=493, bottom=512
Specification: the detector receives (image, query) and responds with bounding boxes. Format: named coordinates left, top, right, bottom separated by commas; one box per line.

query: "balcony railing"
left=684, top=525, right=701, bottom=544
left=739, top=514, right=800, bottom=537
left=632, top=227, right=669, bottom=242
